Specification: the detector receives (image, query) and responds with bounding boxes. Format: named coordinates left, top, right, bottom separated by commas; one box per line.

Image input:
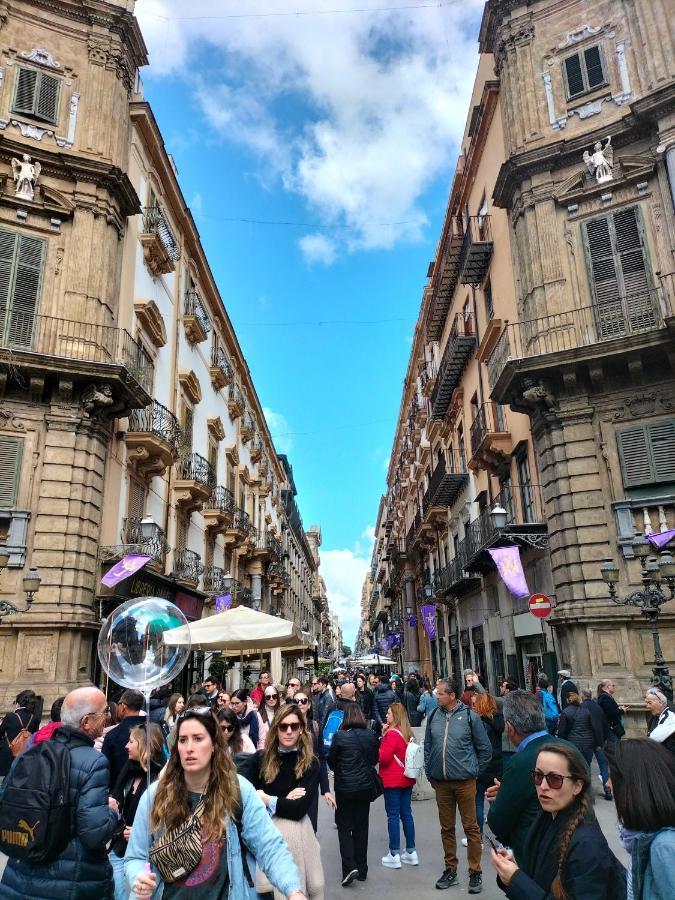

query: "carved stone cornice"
left=207, top=416, right=225, bottom=442
left=133, top=299, right=166, bottom=348
left=178, top=370, right=201, bottom=405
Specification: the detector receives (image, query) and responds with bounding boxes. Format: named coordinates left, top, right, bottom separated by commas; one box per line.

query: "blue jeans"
left=475, top=782, right=487, bottom=834
left=109, top=850, right=128, bottom=900
left=384, top=787, right=415, bottom=854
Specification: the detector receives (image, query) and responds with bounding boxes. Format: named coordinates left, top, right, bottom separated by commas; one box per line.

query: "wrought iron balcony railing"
left=203, top=565, right=227, bottom=593
left=459, top=214, right=493, bottom=285
left=128, top=399, right=181, bottom=450
left=207, top=485, right=236, bottom=514
left=430, top=313, right=477, bottom=420
left=177, top=452, right=217, bottom=489
left=232, top=507, right=251, bottom=532
left=184, top=289, right=211, bottom=335
left=99, top=516, right=170, bottom=568
left=469, top=401, right=508, bottom=458
left=486, top=286, right=670, bottom=395
left=141, top=205, right=178, bottom=262
left=173, top=547, right=204, bottom=583
left=422, top=451, right=469, bottom=514
left=0, top=313, right=154, bottom=396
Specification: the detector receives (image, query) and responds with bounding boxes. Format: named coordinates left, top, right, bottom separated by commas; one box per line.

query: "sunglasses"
left=530, top=769, right=578, bottom=790
left=178, top=706, right=213, bottom=720
left=288, top=683, right=300, bottom=688
left=265, top=693, right=279, bottom=700
left=296, top=697, right=309, bottom=704
left=220, top=724, right=235, bottom=733
left=278, top=721, right=301, bottom=733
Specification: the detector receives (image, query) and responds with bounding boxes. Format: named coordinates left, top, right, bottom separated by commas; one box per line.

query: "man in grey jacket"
left=424, top=677, right=492, bottom=894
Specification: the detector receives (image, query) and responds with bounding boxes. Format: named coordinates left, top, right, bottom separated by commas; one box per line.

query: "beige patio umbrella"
left=163, top=605, right=308, bottom=653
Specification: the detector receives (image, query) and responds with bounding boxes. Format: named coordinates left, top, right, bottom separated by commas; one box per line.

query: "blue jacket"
left=423, top=702, right=492, bottom=782
left=417, top=691, right=438, bottom=718
left=125, top=775, right=301, bottom=899
left=0, top=726, right=118, bottom=900
left=632, top=827, right=675, bottom=900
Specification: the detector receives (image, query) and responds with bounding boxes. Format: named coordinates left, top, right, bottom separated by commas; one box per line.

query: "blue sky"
left=135, top=0, right=485, bottom=646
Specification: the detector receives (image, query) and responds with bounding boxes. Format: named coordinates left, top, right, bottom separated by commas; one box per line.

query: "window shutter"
left=181, top=404, right=193, bottom=453
left=648, top=421, right=675, bottom=482
left=584, top=46, right=604, bottom=89
left=613, top=207, right=654, bottom=330
left=583, top=214, right=624, bottom=338
left=208, top=441, right=217, bottom=474
left=0, top=229, right=17, bottom=343
left=0, top=437, right=22, bottom=508
left=564, top=53, right=584, bottom=97
left=176, top=515, right=188, bottom=551
left=13, top=68, right=38, bottom=114
left=8, top=235, right=44, bottom=348
left=36, top=73, right=60, bottom=124
left=617, top=426, right=651, bottom=487
left=127, top=478, right=146, bottom=520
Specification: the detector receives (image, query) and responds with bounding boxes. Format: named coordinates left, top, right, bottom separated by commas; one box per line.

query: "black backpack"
left=0, top=736, right=73, bottom=863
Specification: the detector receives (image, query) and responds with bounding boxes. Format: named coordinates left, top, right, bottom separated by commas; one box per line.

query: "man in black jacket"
left=557, top=670, right=578, bottom=709
left=101, top=689, right=145, bottom=788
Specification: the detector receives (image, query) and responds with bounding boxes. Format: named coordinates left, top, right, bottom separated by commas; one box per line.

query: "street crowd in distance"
left=0, top=668, right=673, bottom=899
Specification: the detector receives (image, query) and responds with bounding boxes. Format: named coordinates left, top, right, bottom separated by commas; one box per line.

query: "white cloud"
left=321, top=546, right=369, bottom=650
left=136, top=0, right=484, bottom=261
left=262, top=406, right=294, bottom=454
left=298, top=233, right=337, bottom=265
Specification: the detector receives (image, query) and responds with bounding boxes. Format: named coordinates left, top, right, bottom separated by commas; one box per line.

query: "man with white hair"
left=0, top=686, right=120, bottom=899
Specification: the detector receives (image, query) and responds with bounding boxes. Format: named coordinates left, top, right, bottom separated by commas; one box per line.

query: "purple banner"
left=406, top=614, right=418, bottom=628
left=488, top=545, right=529, bottom=598
left=101, top=554, right=151, bottom=588
left=421, top=604, right=437, bottom=640
left=215, top=593, right=232, bottom=613
left=390, top=632, right=402, bottom=649
left=646, top=530, right=675, bottom=550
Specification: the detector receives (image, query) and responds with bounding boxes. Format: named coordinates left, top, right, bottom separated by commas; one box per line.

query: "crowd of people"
left=0, top=667, right=672, bottom=899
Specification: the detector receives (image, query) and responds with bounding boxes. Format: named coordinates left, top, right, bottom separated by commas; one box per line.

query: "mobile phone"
left=483, top=831, right=504, bottom=852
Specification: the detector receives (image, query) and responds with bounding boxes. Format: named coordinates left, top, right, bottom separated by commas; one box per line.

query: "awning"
left=163, top=605, right=309, bottom=653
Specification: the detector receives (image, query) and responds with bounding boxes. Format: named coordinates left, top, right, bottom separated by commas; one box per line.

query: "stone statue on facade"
left=583, top=137, right=614, bottom=184
left=11, top=154, right=41, bottom=201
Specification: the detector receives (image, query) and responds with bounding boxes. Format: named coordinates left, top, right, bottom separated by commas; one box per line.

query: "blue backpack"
left=540, top=689, right=559, bottom=722
left=322, top=708, right=344, bottom=749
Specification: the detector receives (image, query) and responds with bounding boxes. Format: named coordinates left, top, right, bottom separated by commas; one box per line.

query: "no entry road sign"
left=529, top=593, right=552, bottom=618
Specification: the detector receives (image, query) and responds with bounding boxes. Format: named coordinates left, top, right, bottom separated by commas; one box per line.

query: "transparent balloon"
left=97, top=597, right=191, bottom=691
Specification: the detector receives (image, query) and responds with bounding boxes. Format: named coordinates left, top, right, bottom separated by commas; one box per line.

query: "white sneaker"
left=461, top=837, right=483, bottom=848
left=400, top=850, right=419, bottom=866
left=381, top=852, right=401, bottom=869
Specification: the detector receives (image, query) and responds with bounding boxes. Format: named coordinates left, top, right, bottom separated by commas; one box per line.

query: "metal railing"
left=487, top=286, right=669, bottom=393
left=0, top=313, right=154, bottom=395
left=229, top=383, right=244, bottom=410
left=184, top=289, right=211, bottom=334
left=242, top=410, right=255, bottom=434
left=141, top=206, right=178, bottom=262
left=173, top=548, right=204, bottom=583
left=232, top=507, right=250, bottom=532
left=203, top=565, right=227, bottom=593
left=430, top=312, right=476, bottom=413
left=98, top=516, right=171, bottom=567
left=458, top=214, right=493, bottom=284
left=177, top=452, right=216, bottom=489
left=237, top=587, right=254, bottom=608
left=470, top=401, right=508, bottom=457
left=207, top=485, right=235, bottom=514
left=211, top=343, right=233, bottom=382
left=128, top=400, right=181, bottom=450
left=419, top=358, right=437, bottom=389
left=464, top=483, right=545, bottom=562
left=263, top=532, right=282, bottom=559
left=423, top=450, right=468, bottom=512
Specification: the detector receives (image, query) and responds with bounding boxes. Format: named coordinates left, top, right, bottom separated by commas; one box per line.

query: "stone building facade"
left=0, top=0, right=332, bottom=706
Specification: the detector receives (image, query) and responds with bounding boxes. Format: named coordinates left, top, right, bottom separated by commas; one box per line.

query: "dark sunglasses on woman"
left=278, top=721, right=301, bottom=733
left=530, top=769, right=577, bottom=789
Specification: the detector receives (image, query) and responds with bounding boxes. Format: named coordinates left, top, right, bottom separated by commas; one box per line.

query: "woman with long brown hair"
left=491, top=743, right=625, bottom=898
left=379, top=702, right=417, bottom=869
left=255, top=703, right=324, bottom=899
left=124, top=706, right=307, bottom=900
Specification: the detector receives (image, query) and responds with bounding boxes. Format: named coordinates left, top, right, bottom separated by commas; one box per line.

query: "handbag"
left=149, top=797, right=204, bottom=883
left=611, top=720, right=626, bottom=738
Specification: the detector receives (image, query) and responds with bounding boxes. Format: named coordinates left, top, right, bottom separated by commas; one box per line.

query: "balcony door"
left=582, top=206, right=654, bottom=340
left=0, top=230, right=45, bottom=350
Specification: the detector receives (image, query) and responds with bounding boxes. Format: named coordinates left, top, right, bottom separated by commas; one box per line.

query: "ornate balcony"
left=202, top=485, right=235, bottom=532
left=139, top=205, right=178, bottom=277
left=224, top=507, right=250, bottom=547
left=464, top=483, right=548, bottom=573
left=236, top=587, right=254, bottom=609
left=486, top=285, right=671, bottom=402
left=459, top=215, right=493, bottom=285
left=228, top=383, right=245, bottom=420
left=426, top=216, right=464, bottom=342
left=203, top=565, right=227, bottom=594
left=268, top=562, right=290, bottom=590
left=433, top=544, right=481, bottom=600
left=0, top=313, right=153, bottom=414
left=253, top=530, right=282, bottom=562
left=173, top=452, right=216, bottom=511
left=209, top=343, right=233, bottom=391
left=127, top=400, right=181, bottom=479
left=99, top=517, right=170, bottom=571
left=430, top=313, right=477, bottom=420
left=250, top=434, right=263, bottom=463
left=173, top=548, right=204, bottom=587
left=183, top=289, right=211, bottom=344
left=241, top=410, right=255, bottom=443
left=421, top=451, right=469, bottom=529
left=468, top=402, right=511, bottom=473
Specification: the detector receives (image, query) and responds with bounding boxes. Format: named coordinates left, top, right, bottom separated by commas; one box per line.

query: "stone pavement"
left=318, top=763, right=625, bottom=899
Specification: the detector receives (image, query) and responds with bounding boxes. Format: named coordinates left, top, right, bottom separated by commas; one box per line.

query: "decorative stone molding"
left=0, top=409, right=25, bottom=430
left=11, top=119, right=54, bottom=141
left=55, top=92, right=80, bottom=149
left=19, top=48, right=61, bottom=69
left=555, top=154, right=655, bottom=207
left=207, top=416, right=225, bottom=442
left=611, top=392, right=673, bottom=422
left=557, top=24, right=602, bottom=49
left=134, top=299, right=167, bottom=348
left=613, top=41, right=632, bottom=105
left=178, top=370, right=201, bottom=405
left=226, top=445, right=239, bottom=466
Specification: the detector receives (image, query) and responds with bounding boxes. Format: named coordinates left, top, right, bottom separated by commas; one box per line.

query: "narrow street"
left=318, top=763, right=625, bottom=899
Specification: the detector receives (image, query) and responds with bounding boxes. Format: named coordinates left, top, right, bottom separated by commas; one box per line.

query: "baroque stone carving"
left=0, top=409, right=25, bottom=430
left=11, top=154, right=40, bottom=201
left=612, top=393, right=673, bottom=420
left=520, top=378, right=558, bottom=410
left=558, top=24, right=602, bottom=49
left=11, top=119, right=54, bottom=141
left=583, top=137, right=614, bottom=184
left=81, top=383, right=113, bottom=415
left=19, top=48, right=61, bottom=69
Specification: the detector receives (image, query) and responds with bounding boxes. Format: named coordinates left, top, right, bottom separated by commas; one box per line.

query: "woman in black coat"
left=328, top=702, right=379, bottom=885
left=556, top=692, right=604, bottom=765
left=491, top=743, right=625, bottom=899
left=355, top=674, right=375, bottom=723
left=403, top=677, right=423, bottom=727
left=0, top=689, right=39, bottom=776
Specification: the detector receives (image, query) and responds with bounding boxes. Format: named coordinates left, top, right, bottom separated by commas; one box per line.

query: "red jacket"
left=379, top=727, right=415, bottom=789
left=250, top=684, right=264, bottom=706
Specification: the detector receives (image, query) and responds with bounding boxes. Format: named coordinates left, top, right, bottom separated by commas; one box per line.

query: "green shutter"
left=564, top=54, right=584, bottom=97
left=181, top=404, right=193, bottom=454
left=584, top=46, right=605, bottom=89
left=617, top=421, right=675, bottom=488
left=613, top=207, right=655, bottom=331
left=0, top=230, right=45, bottom=350
left=0, top=437, right=23, bottom=508
left=13, top=68, right=38, bottom=115
left=36, top=74, right=60, bottom=124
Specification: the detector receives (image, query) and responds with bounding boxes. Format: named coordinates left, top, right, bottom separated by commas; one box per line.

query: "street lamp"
left=600, top=539, right=674, bottom=700
left=491, top=504, right=508, bottom=530
left=140, top=515, right=158, bottom=542
left=422, top=583, right=433, bottom=600
left=0, top=557, right=41, bottom=623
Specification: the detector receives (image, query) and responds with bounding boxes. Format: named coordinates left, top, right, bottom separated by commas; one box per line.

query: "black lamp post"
left=600, top=534, right=674, bottom=701
left=0, top=551, right=41, bottom=623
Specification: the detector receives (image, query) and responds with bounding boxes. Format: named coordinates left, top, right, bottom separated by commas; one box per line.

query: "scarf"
left=618, top=825, right=639, bottom=900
